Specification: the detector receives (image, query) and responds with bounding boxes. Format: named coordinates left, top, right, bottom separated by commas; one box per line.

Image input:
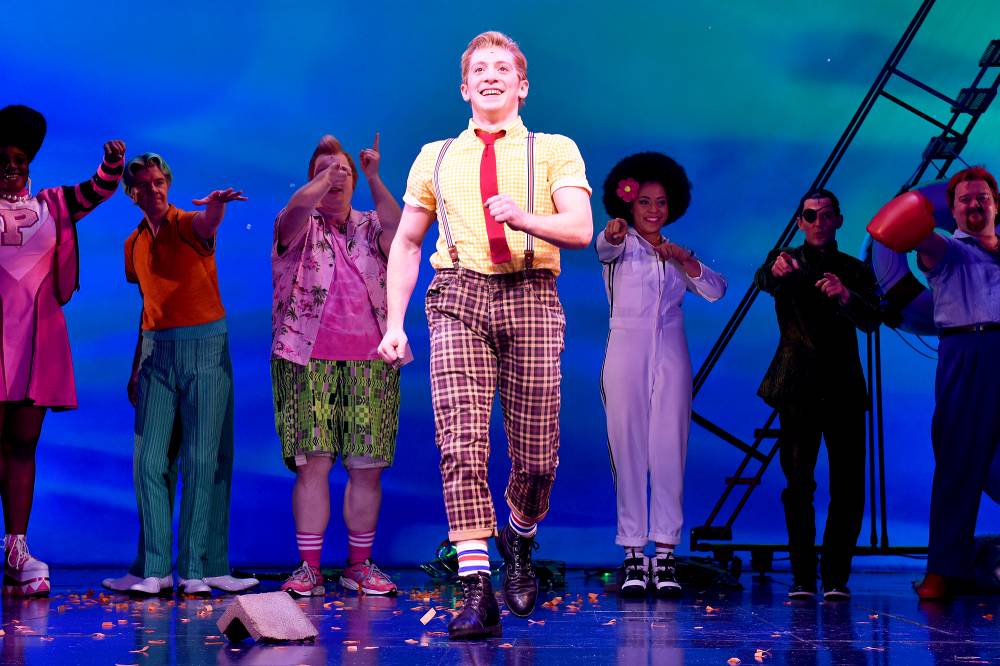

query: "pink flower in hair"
left=617, top=178, right=639, bottom=203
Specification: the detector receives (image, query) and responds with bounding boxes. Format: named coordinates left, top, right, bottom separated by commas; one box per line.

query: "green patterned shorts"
left=271, top=357, right=400, bottom=471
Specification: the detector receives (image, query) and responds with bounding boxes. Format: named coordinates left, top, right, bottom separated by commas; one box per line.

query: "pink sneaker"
left=3, top=535, right=50, bottom=597
left=281, top=561, right=324, bottom=597
left=339, top=559, right=397, bottom=596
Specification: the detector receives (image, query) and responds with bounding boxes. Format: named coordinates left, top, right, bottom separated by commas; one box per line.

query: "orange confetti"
left=129, top=647, right=150, bottom=654
left=40, top=636, right=54, bottom=642
left=728, top=659, right=741, bottom=666
left=706, top=605, right=718, bottom=613
left=528, top=619, right=545, bottom=626
left=420, top=608, right=437, bottom=625
left=588, top=593, right=599, bottom=603
left=404, top=639, right=418, bottom=645
left=983, top=614, right=994, bottom=621
left=101, top=622, right=115, bottom=629
left=499, top=643, right=513, bottom=648
left=92, top=633, right=106, bottom=640
left=602, top=619, right=617, bottom=625
left=148, top=639, right=167, bottom=645
left=342, top=640, right=359, bottom=645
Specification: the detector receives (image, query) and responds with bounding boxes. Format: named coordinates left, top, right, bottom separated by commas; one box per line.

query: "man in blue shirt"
left=912, top=166, right=1000, bottom=600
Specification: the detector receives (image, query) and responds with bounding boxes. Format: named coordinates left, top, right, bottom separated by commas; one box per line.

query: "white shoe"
left=129, top=576, right=173, bottom=595
left=4, top=535, right=50, bottom=597
left=203, top=575, right=259, bottom=592
left=179, top=578, right=211, bottom=595
left=102, top=573, right=145, bottom=592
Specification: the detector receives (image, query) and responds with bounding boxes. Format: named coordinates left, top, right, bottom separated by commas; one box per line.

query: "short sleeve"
left=921, top=234, right=963, bottom=279
left=402, top=141, right=445, bottom=212
left=124, top=231, right=138, bottom=283
left=545, top=134, right=591, bottom=196
left=176, top=210, right=214, bottom=256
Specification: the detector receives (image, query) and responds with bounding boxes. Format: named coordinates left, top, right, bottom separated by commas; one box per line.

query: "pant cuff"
left=505, top=497, right=548, bottom=524
left=615, top=536, right=648, bottom=548
left=649, top=531, right=682, bottom=545
left=449, top=527, right=496, bottom=542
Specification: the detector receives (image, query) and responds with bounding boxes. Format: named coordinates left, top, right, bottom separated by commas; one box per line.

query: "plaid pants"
left=426, top=268, right=565, bottom=541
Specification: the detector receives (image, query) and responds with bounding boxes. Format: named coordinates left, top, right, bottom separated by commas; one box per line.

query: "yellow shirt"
left=403, top=117, right=591, bottom=275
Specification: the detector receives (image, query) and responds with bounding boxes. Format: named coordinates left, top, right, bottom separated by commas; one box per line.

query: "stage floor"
left=0, top=566, right=997, bottom=665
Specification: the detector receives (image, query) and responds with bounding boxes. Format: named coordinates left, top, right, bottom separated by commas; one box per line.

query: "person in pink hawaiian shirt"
left=271, top=133, right=407, bottom=597
left=0, top=105, right=124, bottom=596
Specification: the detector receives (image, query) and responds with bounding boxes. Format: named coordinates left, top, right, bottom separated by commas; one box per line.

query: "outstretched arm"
left=191, top=188, right=248, bottom=242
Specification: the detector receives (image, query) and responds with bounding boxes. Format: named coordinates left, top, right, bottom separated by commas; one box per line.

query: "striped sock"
left=347, top=529, right=375, bottom=565
left=455, top=539, right=490, bottom=577
left=625, top=546, right=643, bottom=560
left=296, top=532, right=323, bottom=569
left=655, top=544, right=675, bottom=558
left=508, top=513, right=537, bottom=538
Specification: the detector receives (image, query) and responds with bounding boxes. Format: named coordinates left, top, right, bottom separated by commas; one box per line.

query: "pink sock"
left=347, top=529, right=375, bottom=565
left=296, top=532, right=323, bottom=569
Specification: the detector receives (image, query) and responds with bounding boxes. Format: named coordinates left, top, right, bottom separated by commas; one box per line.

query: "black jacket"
left=755, top=241, right=880, bottom=410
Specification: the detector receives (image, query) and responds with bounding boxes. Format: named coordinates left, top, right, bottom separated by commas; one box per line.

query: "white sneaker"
left=620, top=553, right=649, bottom=597
left=3, top=535, right=50, bottom=597
left=179, top=578, right=211, bottom=595
left=203, top=575, right=259, bottom=592
left=102, top=573, right=145, bottom=592
left=129, top=576, right=173, bottom=595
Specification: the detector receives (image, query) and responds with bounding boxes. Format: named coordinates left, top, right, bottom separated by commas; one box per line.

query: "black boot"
left=448, top=572, right=502, bottom=640
left=497, top=525, right=539, bottom=617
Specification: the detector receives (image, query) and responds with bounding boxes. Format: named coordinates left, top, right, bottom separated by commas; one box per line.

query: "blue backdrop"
left=7, top=0, right=1000, bottom=567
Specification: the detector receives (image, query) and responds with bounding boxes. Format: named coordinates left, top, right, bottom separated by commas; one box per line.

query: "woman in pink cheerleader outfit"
left=0, top=105, right=124, bottom=595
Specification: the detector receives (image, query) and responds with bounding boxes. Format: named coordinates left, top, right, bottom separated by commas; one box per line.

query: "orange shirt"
left=125, top=205, right=225, bottom=330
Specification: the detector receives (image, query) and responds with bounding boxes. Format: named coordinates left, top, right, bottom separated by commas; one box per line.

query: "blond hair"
left=460, top=30, right=528, bottom=83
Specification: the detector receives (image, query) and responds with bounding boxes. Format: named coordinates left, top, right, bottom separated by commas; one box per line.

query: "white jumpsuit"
left=597, top=229, right=726, bottom=546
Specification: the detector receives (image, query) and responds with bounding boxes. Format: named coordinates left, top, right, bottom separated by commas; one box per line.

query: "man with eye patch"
left=754, top=188, right=880, bottom=601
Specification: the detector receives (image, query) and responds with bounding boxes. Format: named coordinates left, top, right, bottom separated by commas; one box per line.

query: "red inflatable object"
left=866, top=191, right=936, bottom=252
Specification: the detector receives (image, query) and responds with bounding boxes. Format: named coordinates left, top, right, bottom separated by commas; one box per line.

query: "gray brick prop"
left=217, top=591, right=319, bottom=642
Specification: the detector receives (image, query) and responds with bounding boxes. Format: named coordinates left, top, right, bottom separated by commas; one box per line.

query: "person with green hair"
left=101, top=152, right=257, bottom=596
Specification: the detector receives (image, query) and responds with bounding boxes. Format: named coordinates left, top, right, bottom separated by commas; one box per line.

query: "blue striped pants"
left=129, top=319, right=234, bottom=579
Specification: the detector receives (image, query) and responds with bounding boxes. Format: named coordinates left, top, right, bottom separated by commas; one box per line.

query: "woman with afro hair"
left=0, top=105, right=124, bottom=595
left=596, top=151, right=726, bottom=597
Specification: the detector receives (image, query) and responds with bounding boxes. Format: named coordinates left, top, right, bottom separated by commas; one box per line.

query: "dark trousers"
left=928, top=331, right=1000, bottom=578
left=778, top=402, right=866, bottom=588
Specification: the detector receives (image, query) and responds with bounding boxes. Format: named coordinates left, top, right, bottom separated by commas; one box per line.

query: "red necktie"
left=475, top=129, right=512, bottom=264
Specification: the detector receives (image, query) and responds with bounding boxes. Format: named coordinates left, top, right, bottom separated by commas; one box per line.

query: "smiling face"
left=951, top=179, right=996, bottom=237
left=460, top=47, right=528, bottom=126
left=128, top=165, right=171, bottom=220
left=0, top=145, right=29, bottom=195
left=630, top=182, right=669, bottom=236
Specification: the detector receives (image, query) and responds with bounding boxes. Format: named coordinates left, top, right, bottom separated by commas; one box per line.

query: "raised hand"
left=192, top=188, right=248, bottom=206
left=604, top=218, right=627, bottom=245
left=485, top=194, right=530, bottom=231
left=816, top=271, right=850, bottom=305
left=104, top=140, right=126, bottom=162
left=360, top=132, right=381, bottom=180
left=770, top=251, right=800, bottom=277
